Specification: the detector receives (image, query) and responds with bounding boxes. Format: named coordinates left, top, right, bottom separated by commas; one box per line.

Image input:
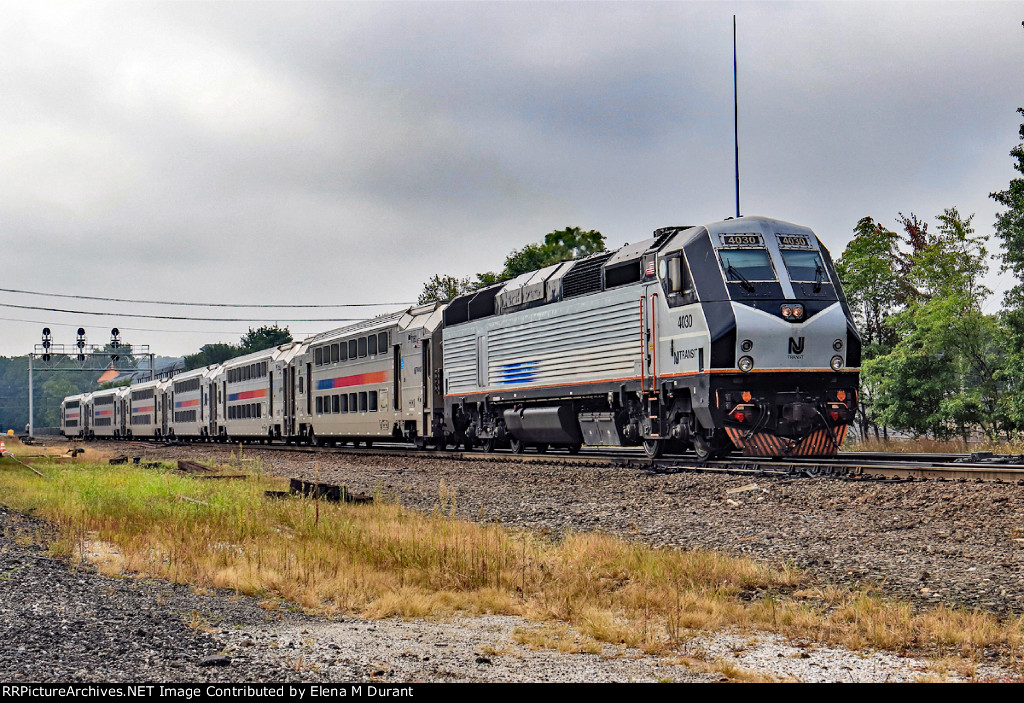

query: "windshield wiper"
left=813, top=264, right=825, bottom=293
left=727, top=265, right=756, bottom=292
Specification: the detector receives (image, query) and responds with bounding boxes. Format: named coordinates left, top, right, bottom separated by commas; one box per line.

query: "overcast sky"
left=1, top=1, right=1022, bottom=361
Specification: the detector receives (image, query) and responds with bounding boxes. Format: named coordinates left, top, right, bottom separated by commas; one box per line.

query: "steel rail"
left=76, top=439, right=1024, bottom=483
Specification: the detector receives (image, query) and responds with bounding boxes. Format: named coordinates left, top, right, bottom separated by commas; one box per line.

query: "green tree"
left=239, top=325, right=292, bottom=354
left=990, top=107, right=1024, bottom=290
left=835, top=217, right=910, bottom=438
left=41, top=377, right=77, bottom=427
left=836, top=217, right=909, bottom=351
left=183, top=342, right=240, bottom=371
left=502, top=226, right=605, bottom=278
left=417, top=226, right=606, bottom=303
left=990, top=105, right=1024, bottom=430
left=862, top=209, right=1000, bottom=441
left=417, top=274, right=473, bottom=305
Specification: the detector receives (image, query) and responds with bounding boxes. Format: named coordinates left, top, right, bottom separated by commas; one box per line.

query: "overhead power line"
left=0, top=286, right=412, bottom=309
left=0, top=301, right=365, bottom=323
left=0, top=315, right=313, bottom=337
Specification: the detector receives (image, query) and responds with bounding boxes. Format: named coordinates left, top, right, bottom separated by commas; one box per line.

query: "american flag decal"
left=645, top=260, right=656, bottom=276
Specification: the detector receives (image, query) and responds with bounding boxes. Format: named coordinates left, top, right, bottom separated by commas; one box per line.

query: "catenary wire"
left=0, top=301, right=373, bottom=323
left=0, top=286, right=413, bottom=308
left=0, top=315, right=313, bottom=337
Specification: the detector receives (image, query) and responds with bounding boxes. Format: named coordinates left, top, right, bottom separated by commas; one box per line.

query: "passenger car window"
left=368, top=335, right=377, bottom=355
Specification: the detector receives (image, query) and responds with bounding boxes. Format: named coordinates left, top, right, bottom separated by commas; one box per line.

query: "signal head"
left=77, top=328, right=85, bottom=337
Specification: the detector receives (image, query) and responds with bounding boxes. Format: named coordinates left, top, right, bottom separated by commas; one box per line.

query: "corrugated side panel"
left=444, top=334, right=478, bottom=394
left=486, top=299, right=639, bottom=390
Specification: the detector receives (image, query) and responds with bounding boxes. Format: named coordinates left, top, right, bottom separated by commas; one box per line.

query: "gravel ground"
left=156, top=443, right=1024, bottom=615
left=5, top=440, right=1024, bottom=682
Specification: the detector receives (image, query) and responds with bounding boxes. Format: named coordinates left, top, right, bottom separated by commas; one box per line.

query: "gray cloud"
left=0, top=2, right=1021, bottom=357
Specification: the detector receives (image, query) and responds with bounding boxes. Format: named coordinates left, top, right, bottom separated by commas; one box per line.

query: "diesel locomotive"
left=61, top=215, right=860, bottom=459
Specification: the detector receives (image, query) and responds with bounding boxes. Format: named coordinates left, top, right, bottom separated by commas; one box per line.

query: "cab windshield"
left=781, top=250, right=829, bottom=283
left=719, top=249, right=776, bottom=282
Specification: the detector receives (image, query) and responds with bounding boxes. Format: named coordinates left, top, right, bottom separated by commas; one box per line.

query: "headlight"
left=781, top=304, right=805, bottom=321
left=738, top=356, right=754, bottom=373
left=831, top=355, right=844, bottom=371
left=833, top=338, right=843, bottom=351
left=740, top=339, right=753, bottom=352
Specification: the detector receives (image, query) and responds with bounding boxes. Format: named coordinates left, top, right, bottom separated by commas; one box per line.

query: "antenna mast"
left=733, top=14, right=741, bottom=218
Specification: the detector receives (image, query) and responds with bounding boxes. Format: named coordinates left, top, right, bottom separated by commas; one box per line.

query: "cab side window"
left=660, top=253, right=698, bottom=307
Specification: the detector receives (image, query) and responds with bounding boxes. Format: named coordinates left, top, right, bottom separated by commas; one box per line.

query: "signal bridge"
left=28, top=327, right=156, bottom=437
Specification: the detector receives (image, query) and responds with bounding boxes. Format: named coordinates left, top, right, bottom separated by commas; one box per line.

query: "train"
left=60, top=215, right=860, bottom=459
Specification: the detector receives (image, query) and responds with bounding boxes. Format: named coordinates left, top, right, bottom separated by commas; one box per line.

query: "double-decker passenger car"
left=166, top=366, right=216, bottom=440
left=89, top=386, right=129, bottom=439
left=127, top=379, right=170, bottom=439
left=293, top=303, right=445, bottom=447
left=209, top=347, right=285, bottom=442
left=60, top=393, right=91, bottom=439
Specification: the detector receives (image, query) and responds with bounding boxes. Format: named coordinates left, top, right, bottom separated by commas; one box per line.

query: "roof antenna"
left=733, top=14, right=741, bottom=219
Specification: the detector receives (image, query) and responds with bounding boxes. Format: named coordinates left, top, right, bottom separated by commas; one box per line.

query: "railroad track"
left=70, top=437, right=1024, bottom=484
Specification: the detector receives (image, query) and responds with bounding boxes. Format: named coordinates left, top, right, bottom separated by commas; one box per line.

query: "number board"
left=776, top=234, right=813, bottom=249
left=719, top=233, right=763, bottom=247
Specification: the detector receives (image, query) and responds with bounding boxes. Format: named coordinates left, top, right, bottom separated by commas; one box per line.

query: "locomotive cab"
left=660, top=216, right=861, bottom=457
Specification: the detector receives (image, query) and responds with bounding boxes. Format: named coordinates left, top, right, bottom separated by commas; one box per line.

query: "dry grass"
left=512, top=624, right=603, bottom=654
left=663, top=653, right=779, bottom=682
left=846, top=436, right=1024, bottom=454
left=1, top=452, right=1023, bottom=672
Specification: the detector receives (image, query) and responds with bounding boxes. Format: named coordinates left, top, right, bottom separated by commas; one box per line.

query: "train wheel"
left=509, top=436, right=525, bottom=454
left=535, top=444, right=548, bottom=453
left=642, top=438, right=664, bottom=459
left=483, top=437, right=496, bottom=453
left=693, top=434, right=719, bottom=462
left=567, top=443, right=582, bottom=455
left=694, top=430, right=730, bottom=462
